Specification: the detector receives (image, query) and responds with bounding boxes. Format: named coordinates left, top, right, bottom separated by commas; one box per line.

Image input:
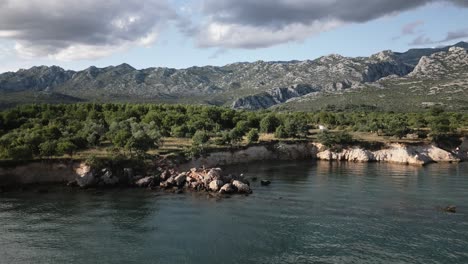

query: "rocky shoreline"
left=0, top=140, right=467, bottom=190
left=70, top=164, right=251, bottom=195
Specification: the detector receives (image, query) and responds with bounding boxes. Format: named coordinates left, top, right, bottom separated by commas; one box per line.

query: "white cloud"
left=0, top=0, right=177, bottom=60
left=198, top=20, right=342, bottom=49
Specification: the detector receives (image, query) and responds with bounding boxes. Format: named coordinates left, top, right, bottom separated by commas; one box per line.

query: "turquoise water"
left=1, top=161, right=468, bottom=264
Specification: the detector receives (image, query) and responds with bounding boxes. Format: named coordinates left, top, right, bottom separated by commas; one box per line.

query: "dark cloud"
left=196, top=0, right=468, bottom=49
left=441, top=28, right=468, bottom=42
left=201, top=0, right=433, bottom=28
left=0, top=0, right=177, bottom=59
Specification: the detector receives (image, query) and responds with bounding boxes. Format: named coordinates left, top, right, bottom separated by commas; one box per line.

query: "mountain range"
left=1, top=41, right=467, bottom=111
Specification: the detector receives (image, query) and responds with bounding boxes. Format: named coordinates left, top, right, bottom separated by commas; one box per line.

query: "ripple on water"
left=1, top=161, right=468, bottom=264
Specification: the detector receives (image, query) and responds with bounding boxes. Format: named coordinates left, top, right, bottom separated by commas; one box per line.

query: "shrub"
left=246, top=129, right=259, bottom=144
left=275, top=125, right=288, bottom=139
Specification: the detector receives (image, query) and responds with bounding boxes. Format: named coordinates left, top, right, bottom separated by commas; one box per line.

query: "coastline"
left=0, top=140, right=466, bottom=188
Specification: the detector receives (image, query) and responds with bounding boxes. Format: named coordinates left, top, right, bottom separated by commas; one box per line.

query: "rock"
left=76, top=171, right=96, bottom=188
left=160, top=170, right=171, bottom=181
left=135, top=176, right=154, bottom=188
left=209, top=180, right=224, bottom=192
left=232, top=180, right=251, bottom=193
left=133, top=175, right=144, bottom=181
left=67, top=180, right=78, bottom=187
left=444, top=205, right=457, bottom=213
left=174, top=173, right=187, bottom=187
left=166, top=176, right=176, bottom=186
left=219, top=183, right=235, bottom=194
left=260, top=180, right=271, bottom=186
left=222, top=174, right=234, bottom=183
left=251, top=177, right=258, bottom=182
left=101, top=169, right=119, bottom=186
left=207, top=168, right=222, bottom=180
left=123, top=168, right=134, bottom=181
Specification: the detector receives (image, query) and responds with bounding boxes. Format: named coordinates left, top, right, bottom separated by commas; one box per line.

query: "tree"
left=192, top=130, right=210, bottom=147
left=39, top=141, right=58, bottom=158
left=275, top=125, right=287, bottom=139
left=317, top=131, right=353, bottom=148
left=8, top=145, right=33, bottom=160
left=111, top=130, right=132, bottom=148
left=57, top=141, right=78, bottom=157
left=260, top=114, right=279, bottom=133
left=171, top=125, right=189, bottom=138
left=246, top=129, right=259, bottom=144
left=229, top=127, right=245, bottom=144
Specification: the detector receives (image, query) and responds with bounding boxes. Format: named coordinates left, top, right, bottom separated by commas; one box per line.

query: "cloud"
left=0, top=0, right=177, bottom=60
left=440, top=28, right=468, bottom=42
left=197, top=20, right=342, bottom=49
left=409, top=35, right=434, bottom=45
left=194, top=0, right=468, bottom=49
left=402, top=20, right=425, bottom=35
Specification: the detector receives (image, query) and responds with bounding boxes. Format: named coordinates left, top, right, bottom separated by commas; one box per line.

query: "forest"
left=0, top=103, right=467, bottom=161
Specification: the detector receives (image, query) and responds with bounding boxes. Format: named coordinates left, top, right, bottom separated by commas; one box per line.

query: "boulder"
left=135, top=176, right=154, bottom=188
left=207, top=168, right=222, bottom=180
left=174, top=173, right=187, bottom=187
left=123, top=168, right=134, bottom=181
left=260, top=180, right=271, bottom=186
left=444, top=205, right=457, bottom=213
left=209, top=180, right=224, bottom=192
left=219, top=183, right=235, bottom=194
left=232, top=180, right=251, bottom=193
left=76, top=171, right=96, bottom=188
left=101, top=169, right=119, bottom=186
left=160, top=170, right=171, bottom=181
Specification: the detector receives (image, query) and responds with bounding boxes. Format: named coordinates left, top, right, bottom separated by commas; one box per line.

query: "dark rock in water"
left=261, top=180, right=271, bottom=186
left=76, top=171, right=96, bottom=188
left=444, top=205, right=457, bottom=213
left=232, top=180, right=251, bottom=194
left=123, top=168, right=134, bottom=181
left=135, top=176, right=154, bottom=188
left=174, top=173, right=187, bottom=187
left=160, top=170, right=171, bottom=181
left=67, top=180, right=78, bottom=187
left=209, top=180, right=224, bottom=192
left=219, top=183, right=235, bottom=194
left=251, top=177, right=258, bottom=182
left=100, top=169, right=119, bottom=186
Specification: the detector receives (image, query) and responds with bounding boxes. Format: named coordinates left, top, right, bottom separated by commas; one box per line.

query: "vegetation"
left=0, top=103, right=466, bottom=161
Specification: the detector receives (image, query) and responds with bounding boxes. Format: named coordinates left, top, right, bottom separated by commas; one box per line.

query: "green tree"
left=275, top=125, right=287, bottom=139
left=39, top=141, right=58, bottom=158
left=260, top=114, right=279, bottom=133
left=246, top=129, right=259, bottom=144
left=57, top=141, right=78, bottom=157
left=192, top=130, right=210, bottom=147
left=7, top=145, right=33, bottom=160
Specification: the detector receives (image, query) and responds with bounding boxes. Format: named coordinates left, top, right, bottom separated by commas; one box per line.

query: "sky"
left=0, top=0, right=468, bottom=73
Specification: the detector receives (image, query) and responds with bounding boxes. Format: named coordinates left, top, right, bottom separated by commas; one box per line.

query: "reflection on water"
left=1, top=161, right=468, bottom=264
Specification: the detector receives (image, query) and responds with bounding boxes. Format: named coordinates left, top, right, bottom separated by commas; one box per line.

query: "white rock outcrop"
left=316, top=143, right=460, bottom=165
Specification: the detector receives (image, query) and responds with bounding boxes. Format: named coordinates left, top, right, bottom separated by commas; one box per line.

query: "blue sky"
left=0, top=0, right=467, bottom=73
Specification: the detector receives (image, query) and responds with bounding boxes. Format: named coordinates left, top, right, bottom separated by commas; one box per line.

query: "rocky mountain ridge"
left=0, top=41, right=467, bottom=110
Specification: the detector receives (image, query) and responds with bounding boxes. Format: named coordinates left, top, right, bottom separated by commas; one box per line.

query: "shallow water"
left=1, top=161, right=468, bottom=264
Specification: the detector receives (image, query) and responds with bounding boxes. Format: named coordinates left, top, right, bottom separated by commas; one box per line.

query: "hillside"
left=0, top=42, right=467, bottom=111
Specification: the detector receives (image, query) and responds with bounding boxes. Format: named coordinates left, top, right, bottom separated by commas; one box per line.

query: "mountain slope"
left=0, top=42, right=466, bottom=111
left=277, top=46, right=468, bottom=112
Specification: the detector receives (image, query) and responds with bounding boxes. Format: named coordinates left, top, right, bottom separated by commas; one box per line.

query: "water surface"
left=1, top=161, right=468, bottom=264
